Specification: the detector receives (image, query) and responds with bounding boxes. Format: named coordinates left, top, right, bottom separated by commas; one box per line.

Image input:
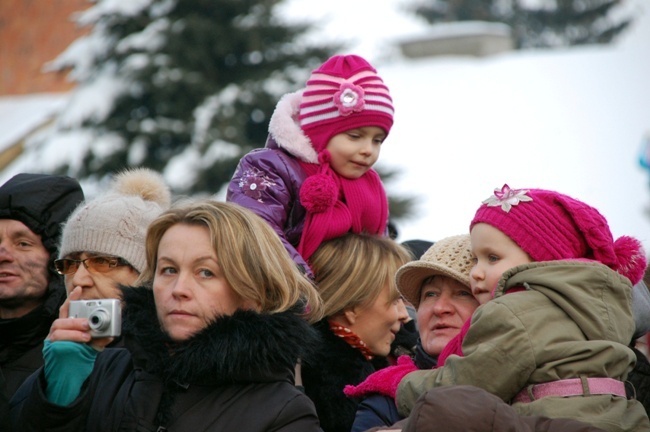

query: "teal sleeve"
left=42, top=340, right=98, bottom=406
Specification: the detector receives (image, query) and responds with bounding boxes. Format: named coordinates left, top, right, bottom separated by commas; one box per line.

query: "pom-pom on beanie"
left=59, top=168, right=172, bottom=273
left=470, top=184, right=647, bottom=285
left=299, top=54, right=394, bottom=153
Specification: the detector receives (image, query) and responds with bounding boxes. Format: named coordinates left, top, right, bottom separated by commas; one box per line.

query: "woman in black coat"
left=301, top=233, right=411, bottom=432
left=10, top=200, right=324, bottom=432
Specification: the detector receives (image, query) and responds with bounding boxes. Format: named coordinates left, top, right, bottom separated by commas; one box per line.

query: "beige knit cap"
left=396, top=234, right=473, bottom=309
left=58, top=168, right=172, bottom=273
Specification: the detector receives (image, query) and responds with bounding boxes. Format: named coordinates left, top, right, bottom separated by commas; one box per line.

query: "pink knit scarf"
left=297, top=156, right=388, bottom=261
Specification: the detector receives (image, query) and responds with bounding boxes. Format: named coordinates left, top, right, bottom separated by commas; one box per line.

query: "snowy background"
left=1, top=0, right=649, bottom=248
left=281, top=0, right=650, bottom=247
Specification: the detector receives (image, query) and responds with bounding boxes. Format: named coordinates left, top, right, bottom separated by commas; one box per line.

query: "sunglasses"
left=54, top=256, right=131, bottom=275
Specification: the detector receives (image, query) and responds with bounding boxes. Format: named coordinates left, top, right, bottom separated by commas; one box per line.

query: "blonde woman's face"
left=153, top=224, right=255, bottom=342
left=346, top=283, right=408, bottom=357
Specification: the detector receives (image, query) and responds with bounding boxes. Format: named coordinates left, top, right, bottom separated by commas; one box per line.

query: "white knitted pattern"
left=299, top=70, right=393, bottom=127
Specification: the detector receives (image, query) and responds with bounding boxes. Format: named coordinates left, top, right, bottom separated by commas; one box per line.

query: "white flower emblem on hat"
left=333, top=83, right=365, bottom=116
left=482, top=184, right=532, bottom=212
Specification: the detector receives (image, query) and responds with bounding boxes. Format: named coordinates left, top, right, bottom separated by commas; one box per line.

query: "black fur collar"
left=121, top=287, right=319, bottom=386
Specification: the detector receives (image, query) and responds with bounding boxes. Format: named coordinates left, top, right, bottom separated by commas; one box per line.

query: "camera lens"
left=88, top=308, right=110, bottom=332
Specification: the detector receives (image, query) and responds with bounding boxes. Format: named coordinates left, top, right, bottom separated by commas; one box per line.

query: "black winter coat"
left=0, top=287, right=65, bottom=399
left=10, top=288, right=322, bottom=432
left=302, top=320, right=388, bottom=432
left=626, top=346, right=650, bottom=416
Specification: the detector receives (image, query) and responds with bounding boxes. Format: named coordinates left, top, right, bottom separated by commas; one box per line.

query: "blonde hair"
left=310, top=233, right=411, bottom=317
left=139, top=200, right=323, bottom=322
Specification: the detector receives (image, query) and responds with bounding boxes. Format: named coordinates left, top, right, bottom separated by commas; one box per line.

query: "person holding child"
left=227, top=54, right=394, bottom=275
left=348, top=234, right=480, bottom=431
left=346, top=184, right=650, bottom=431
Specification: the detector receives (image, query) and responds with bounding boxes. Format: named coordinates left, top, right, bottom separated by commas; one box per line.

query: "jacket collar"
left=121, top=287, right=319, bottom=386
left=267, top=91, right=319, bottom=163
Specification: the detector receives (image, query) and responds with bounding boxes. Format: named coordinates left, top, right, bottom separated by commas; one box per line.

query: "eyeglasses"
left=54, top=256, right=131, bottom=275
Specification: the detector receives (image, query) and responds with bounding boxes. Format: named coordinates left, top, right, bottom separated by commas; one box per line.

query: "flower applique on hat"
left=334, top=83, right=365, bottom=116
left=482, top=184, right=532, bottom=212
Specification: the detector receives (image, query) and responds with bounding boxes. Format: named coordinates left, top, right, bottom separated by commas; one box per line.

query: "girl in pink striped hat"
left=227, top=54, right=394, bottom=276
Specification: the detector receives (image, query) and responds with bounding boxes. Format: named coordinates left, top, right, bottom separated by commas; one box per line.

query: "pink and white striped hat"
left=299, top=54, right=394, bottom=152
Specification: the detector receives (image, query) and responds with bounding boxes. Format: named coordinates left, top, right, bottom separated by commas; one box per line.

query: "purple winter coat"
left=227, top=91, right=320, bottom=275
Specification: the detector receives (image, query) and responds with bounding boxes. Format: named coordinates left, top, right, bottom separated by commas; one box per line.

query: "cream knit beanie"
left=59, top=168, right=172, bottom=273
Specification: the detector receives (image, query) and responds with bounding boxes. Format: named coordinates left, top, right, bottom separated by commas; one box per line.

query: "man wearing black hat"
left=0, top=174, right=84, bottom=408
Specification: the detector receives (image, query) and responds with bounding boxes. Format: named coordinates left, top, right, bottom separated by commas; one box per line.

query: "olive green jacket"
left=396, top=261, right=649, bottom=432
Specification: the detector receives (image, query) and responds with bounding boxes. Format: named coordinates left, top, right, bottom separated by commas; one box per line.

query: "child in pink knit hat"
left=226, top=54, right=393, bottom=276
left=346, top=184, right=650, bottom=431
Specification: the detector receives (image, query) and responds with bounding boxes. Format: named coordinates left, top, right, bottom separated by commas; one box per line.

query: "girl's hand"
left=47, top=286, right=114, bottom=351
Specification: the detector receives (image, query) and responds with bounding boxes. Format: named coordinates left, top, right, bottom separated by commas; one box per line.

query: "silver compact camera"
left=68, top=299, right=122, bottom=338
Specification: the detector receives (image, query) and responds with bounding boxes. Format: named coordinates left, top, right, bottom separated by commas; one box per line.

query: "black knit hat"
left=401, top=239, right=434, bottom=260
left=0, top=173, right=84, bottom=257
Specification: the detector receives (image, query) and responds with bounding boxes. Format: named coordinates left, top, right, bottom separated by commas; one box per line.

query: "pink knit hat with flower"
left=296, top=54, right=391, bottom=261
left=470, top=184, right=646, bottom=285
left=299, top=54, right=394, bottom=152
